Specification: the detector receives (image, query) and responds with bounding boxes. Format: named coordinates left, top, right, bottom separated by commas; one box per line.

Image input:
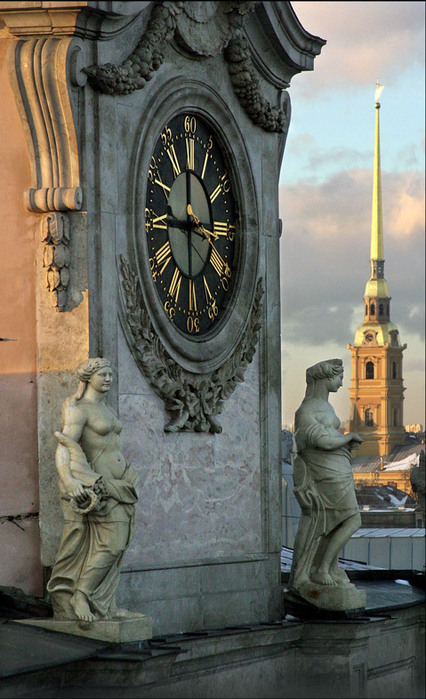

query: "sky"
left=279, top=1, right=425, bottom=429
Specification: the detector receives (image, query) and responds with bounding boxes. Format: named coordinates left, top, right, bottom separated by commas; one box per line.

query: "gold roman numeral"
left=203, top=275, right=213, bottom=302
left=154, top=177, right=171, bottom=199
left=166, top=144, right=181, bottom=178
left=210, top=173, right=231, bottom=202
left=150, top=241, right=172, bottom=280
left=186, top=137, right=195, bottom=170
left=146, top=209, right=168, bottom=232
left=209, top=246, right=226, bottom=276
left=169, top=266, right=182, bottom=302
left=188, top=279, right=197, bottom=312
left=201, top=135, right=213, bottom=180
left=210, top=182, right=222, bottom=203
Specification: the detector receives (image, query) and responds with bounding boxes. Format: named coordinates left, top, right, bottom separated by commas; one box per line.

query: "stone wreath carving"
left=119, top=255, right=264, bottom=434
left=84, top=1, right=286, bottom=133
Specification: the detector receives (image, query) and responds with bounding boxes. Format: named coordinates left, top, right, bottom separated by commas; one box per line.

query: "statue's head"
left=75, top=357, right=112, bottom=383
left=69, top=357, right=113, bottom=403
left=306, top=358, right=343, bottom=385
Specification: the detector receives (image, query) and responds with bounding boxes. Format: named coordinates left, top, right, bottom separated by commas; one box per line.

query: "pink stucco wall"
left=0, top=37, right=43, bottom=596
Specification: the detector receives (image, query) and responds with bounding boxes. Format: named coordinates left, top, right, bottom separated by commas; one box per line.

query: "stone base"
left=284, top=583, right=367, bottom=620
left=297, top=581, right=366, bottom=611
left=16, top=615, right=152, bottom=643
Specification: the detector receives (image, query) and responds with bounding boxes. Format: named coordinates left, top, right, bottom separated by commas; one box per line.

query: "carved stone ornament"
left=85, top=1, right=287, bottom=133
left=8, top=36, right=83, bottom=311
left=41, top=213, right=71, bottom=311
left=119, top=255, right=264, bottom=433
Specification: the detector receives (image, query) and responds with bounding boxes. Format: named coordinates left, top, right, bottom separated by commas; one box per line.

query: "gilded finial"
left=375, top=79, right=384, bottom=106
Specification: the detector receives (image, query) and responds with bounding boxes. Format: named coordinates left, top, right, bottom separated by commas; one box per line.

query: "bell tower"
left=347, top=82, right=406, bottom=457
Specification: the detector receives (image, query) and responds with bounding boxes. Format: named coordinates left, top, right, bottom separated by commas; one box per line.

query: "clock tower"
left=348, top=83, right=406, bottom=457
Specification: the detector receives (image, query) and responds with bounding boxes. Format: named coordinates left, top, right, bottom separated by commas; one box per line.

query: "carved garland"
left=41, top=213, right=71, bottom=311
left=120, top=255, right=264, bottom=434
left=85, top=1, right=287, bottom=133
left=224, top=33, right=286, bottom=133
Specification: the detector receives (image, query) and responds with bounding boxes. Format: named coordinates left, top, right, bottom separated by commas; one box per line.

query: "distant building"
left=347, top=83, right=406, bottom=457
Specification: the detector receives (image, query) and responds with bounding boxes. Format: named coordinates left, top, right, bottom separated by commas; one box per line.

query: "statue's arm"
left=315, top=429, right=362, bottom=451
left=55, top=404, right=87, bottom=500
left=297, top=409, right=362, bottom=452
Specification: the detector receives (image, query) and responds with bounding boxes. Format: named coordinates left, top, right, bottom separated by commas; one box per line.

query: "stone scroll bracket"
left=7, top=36, right=83, bottom=311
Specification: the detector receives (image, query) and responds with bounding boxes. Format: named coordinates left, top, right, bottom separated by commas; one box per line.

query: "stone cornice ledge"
left=0, top=1, right=147, bottom=39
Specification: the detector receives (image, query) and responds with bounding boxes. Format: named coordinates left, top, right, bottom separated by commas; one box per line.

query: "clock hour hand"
left=186, top=205, right=218, bottom=242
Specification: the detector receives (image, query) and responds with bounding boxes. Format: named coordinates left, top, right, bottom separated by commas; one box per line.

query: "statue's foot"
left=110, top=608, right=145, bottom=620
left=310, top=571, right=338, bottom=586
left=70, top=590, right=96, bottom=623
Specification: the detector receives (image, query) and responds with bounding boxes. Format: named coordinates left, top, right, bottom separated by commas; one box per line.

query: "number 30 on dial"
left=145, top=113, right=238, bottom=336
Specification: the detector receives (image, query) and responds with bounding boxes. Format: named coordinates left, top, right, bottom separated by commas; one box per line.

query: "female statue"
left=288, top=359, right=363, bottom=594
left=47, top=358, right=139, bottom=623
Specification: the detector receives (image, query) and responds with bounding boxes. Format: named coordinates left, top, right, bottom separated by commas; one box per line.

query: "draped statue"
left=287, top=359, right=366, bottom=612
left=47, top=358, right=140, bottom=623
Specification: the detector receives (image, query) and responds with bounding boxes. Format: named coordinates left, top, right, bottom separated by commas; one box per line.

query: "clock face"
left=145, top=113, right=238, bottom=337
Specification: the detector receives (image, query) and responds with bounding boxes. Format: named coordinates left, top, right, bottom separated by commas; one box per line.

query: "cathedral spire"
left=347, top=82, right=406, bottom=458
left=371, top=80, right=384, bottom=266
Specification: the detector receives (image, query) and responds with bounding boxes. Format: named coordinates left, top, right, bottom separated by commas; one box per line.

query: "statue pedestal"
left=284, top=584, right=367, bottom=621
left=16, top=615, right=152, bottom=643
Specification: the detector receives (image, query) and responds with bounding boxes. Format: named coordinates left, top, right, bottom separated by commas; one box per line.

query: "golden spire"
left=371, top=80, right=384, bottom=261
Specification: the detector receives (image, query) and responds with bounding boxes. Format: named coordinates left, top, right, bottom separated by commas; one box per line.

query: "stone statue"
left=410, top=450, right=425, bottom=522
left=287, top=358, right=366, bottom=612
left=47, top=358, right=140, bottom=624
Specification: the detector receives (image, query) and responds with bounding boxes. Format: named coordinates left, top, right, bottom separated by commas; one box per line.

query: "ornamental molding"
left=8, top=37, right=83, bottom=214
left=7, top=36, right=83, bottom=310
left=119, top=255, right=264, bottom=433
left=84, top=0, right=287, bottom=133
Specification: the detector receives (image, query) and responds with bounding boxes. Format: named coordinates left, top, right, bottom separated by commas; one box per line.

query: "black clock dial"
left=145, top=113, right=237, bottom=337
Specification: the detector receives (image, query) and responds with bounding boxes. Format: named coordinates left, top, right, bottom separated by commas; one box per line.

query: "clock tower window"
left=365, top=409, right=374, bottom=427
left=366, top=361, right=374, bottom=379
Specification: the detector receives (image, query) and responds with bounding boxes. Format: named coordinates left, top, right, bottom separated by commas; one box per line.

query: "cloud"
left=279, top=168, right=425, bottom=346
left=291, top=1, right=425, bottom=92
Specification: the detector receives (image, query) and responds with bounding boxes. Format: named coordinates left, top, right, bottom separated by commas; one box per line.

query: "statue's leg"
left=311, top=512, right=361, bottom=585
left=71, top=520, right=130, bottom=621
left=289, top=512, right=318, bottom=589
